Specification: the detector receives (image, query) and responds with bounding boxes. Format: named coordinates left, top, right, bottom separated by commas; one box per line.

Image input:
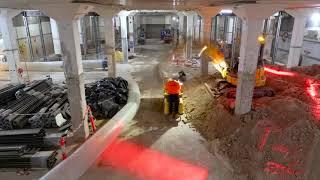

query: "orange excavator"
left=204, top=35, right=274, bottom=98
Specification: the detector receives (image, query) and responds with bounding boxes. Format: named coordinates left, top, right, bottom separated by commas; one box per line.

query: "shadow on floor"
left=120, top=97, right=179, bottom=147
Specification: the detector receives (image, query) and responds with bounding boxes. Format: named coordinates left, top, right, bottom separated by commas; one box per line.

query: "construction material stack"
left=0, top=78, right=71, bottom=130
left=0, top=77, right=129, bottom=170
left=85, top=77, right=129, bottom=119
left=0, top=78, right=70, bottom=170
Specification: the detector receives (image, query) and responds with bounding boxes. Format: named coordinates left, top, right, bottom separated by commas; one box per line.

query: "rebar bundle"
left=0, top=84, right=25, bottom=106
left=0, top=78, right=70, bottom=130
left=0, top=150, right=58, bottom=169
left=0, top=128, right=46, bottom=147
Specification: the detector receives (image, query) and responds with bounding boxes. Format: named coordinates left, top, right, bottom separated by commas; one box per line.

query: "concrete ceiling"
left=0, top=0, right=319, bottom=11
left=71, top=0, right=320, bottom=9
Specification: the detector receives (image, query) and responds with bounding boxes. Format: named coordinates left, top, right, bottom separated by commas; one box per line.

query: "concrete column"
left=0, top=9, right=22, bottom=84
left=35, top=4, right=93, bottom=142
left=198, top=7, right=220, bottom=45
left=194, top=15, right=200, bottom=44
left=200, top=18, right=204, bottom=44
left=287, top=16, right=307, bottom=68
left=50, top=18, right=62, bottom=55
left=128, top=16, right=134, bottom=53
left=201, top=16, right=212, bottom=76
left=134, top=14, right=140, bottom=45
left=178, top=14, right=184, bottom=45
left=120, top=15, right=128, bottom=63
left=235, top=18, right=264, bottom=115
left=186, top=13, right=194, bottom=59
left=202, top=16, right=212, bottom=46
left=263, top=17, right=274, bottom=60
left=58, top=19, right=89, bottom=141
left=104, top=16, right=116, bottom=77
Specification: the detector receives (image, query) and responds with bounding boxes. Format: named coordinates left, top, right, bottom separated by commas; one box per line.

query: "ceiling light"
left=220, top=9, right=232, bottom=15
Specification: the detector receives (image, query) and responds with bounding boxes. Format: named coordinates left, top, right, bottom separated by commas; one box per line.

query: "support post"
left=201, top=16, right=212, bottom=76
left=35, top=4, right=94, bottom=141
left=104, top=16, right=116, bottom=77
left=198, top=7, right=221, bottom=76
left=186, top=13, right=194, bottom=59
left=128, top=15, right=134, bottom=53
left=178, top=14, right=185, bottom=46
left=287, top=16, right=307, bottom=68
left=0, top=9, right=22, bottom=84
left=200, top=17, right=204, bottom=44
left=235, top=18, right=263, bottom=115
left=58, top=19, right=89, bottom=141
left=233, top=5, right=280, bottom=115
left=120, top=15, right=128, bottom=63
left=272, top=12, right=283, bottom=64
left=194, top=15, right=200, bottom=43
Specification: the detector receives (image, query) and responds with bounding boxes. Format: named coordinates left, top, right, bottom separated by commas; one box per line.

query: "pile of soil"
left=183, top=65, right=320, bottom=179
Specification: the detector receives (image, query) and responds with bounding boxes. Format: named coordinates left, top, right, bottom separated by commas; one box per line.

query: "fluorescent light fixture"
left=172, top=16, right=176, bottom=21
left=311, top=13, right=320, bottom=27
left=220, top=9, right=233, bottom=14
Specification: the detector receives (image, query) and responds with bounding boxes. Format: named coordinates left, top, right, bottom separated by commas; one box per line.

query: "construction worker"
left=164, top=78, right=182, bottom=115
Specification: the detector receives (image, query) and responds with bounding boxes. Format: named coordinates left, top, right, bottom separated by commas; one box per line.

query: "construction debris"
left=85, top=77, right=129, bottom=118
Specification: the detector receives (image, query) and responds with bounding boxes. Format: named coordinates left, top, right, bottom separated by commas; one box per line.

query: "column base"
left=65, top=73, right=89, bottom=142
left=287, top=47, right=302, bottom=68
left=235, top=71, right=256, bottom=115
left=201, top=56, right=209, bottom=76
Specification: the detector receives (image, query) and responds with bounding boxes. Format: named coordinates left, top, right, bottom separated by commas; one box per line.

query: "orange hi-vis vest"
left=165, top=80, right=182, bottom=94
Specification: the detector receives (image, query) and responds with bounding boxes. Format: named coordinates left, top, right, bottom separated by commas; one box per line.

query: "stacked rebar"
left=29, top=92, right=70, bottom=128
left=0, top=78, right=71, bottom=130
left=0, top=128, right=46, bottom=147
left=0, top=149, right=57, bottom=169
left=0, top=128, right=59, bottom=169
left=0, top=84, right=25, bottom=106
left=0, top=79, right=69, bottom=169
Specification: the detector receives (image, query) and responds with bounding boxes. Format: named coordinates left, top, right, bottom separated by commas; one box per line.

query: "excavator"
left=204, top=35, right=274, bottom=98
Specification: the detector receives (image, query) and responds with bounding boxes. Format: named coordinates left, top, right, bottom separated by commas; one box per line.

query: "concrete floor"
left=0, top=39, right=232, bottom=179
left=80, top=39, right=232, bottom=180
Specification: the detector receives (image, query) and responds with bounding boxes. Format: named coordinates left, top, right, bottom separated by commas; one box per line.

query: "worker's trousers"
left=168, top=94, right=179, bottom=114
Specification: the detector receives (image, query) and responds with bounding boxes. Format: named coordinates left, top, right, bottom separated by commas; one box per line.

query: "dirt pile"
left=183, top=65, right=320, bottom=179
left=216, top=98, right=317, bottom=179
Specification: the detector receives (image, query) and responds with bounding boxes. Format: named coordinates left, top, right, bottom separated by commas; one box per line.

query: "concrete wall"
left=265, top=13, right=320, bottom=66
left=136, top=15, right=172, bottom=39
left=139, top=15, right=172, bottom=25
left=50, top=18, right=61, bottom=55
left=275, top=32, right=320, bottom=66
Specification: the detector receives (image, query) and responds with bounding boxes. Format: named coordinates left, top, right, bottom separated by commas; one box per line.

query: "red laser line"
left=259, top=127, right=271, bottom=151
left=264, top=161, right=302, bottom=176
left=264, top=67, right=296, bottom=77
left=271, top=144, right=289, bottom=156
left=99, top=140, right=208, bottom=180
